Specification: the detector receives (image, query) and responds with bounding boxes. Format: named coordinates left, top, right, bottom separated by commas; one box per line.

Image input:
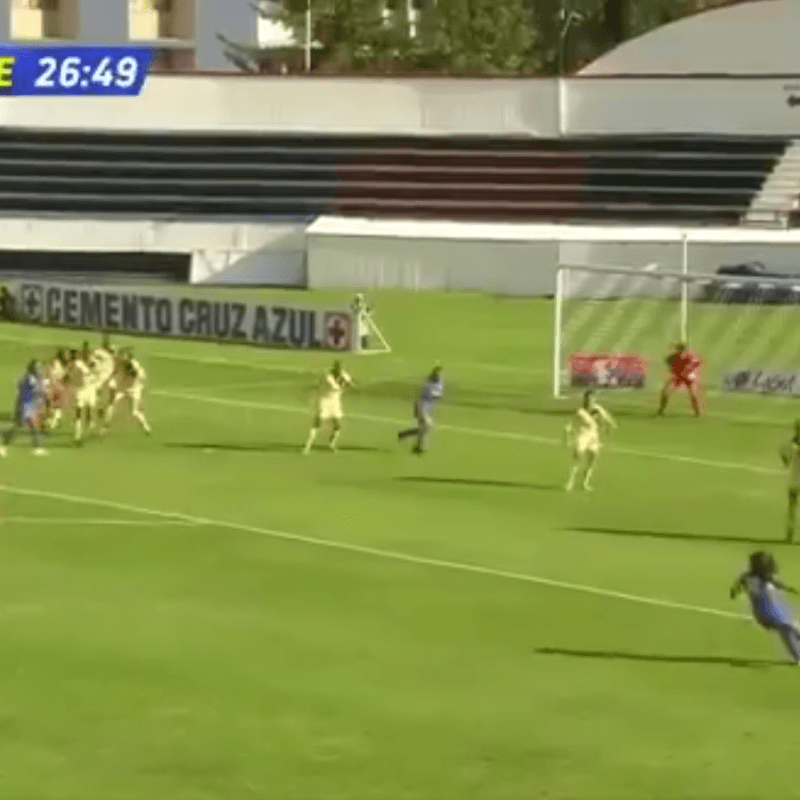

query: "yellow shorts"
left=317, top=397, right=343, bottom=421
left=574, top=433, right=600, bottom=457
left=75, top=386, right=98, bottom=409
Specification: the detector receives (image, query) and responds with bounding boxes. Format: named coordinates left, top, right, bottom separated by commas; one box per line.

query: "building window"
left=18, top=0, right=59, bottom=9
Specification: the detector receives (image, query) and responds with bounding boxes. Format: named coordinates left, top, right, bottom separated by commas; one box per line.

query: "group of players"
left=1, top=337, right=150, bottom=457
left=564, top=341, right=702, bottom=492
left=8, top=332, right=800, bottom=665
left=301, top=344, right=800, bottom=665
left=564, top=342, right=800, bottom=665
left=301, top=359, right=444, bottom=456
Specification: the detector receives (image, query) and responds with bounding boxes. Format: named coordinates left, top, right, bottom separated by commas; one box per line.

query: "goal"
left=553, top=263, right=800, bottom=399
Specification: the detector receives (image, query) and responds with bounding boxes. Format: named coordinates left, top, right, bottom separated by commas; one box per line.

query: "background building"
left=2, top=0, right=262, bottom=71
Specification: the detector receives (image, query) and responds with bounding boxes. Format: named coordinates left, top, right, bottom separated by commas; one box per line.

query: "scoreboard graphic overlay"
left=0, top=46, right=152, bottom=96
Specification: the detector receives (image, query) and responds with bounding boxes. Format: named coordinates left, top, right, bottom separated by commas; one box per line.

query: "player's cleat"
left=412, top=445, right=424, bottom=455
left=32, top=448, right=48, bottom=457
left=582, top=483, right=593, bottom=492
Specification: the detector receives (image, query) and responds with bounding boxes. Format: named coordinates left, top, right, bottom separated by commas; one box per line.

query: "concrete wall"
left=0, top=76, right=561, bottom=134
left=0, top=217, right=290, bottom=253
left=306, top=220, right=800, bottom=296
left=564, top=78, right=800, bottom=136
left=4, top=74, right=800, bottom=136
left=307, top=235, right=560, bottom=294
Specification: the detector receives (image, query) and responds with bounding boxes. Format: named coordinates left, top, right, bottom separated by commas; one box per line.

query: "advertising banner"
left=569, top=352, right=647, bottom=389
left=10, top=280, right=355, bottom=351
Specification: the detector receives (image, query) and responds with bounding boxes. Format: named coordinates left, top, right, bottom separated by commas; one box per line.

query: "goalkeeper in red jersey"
left=657, top=342, right=703, bottom=417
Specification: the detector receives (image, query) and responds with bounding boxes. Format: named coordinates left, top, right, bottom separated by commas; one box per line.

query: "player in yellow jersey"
left=780, top=421, right=800, bottom=543
left=91, top=337, right=117, bottom=422
left=65, top=347, right=96, bottom=444
left=564, top=390, right=617, bottom=492
left=303, top=360, right=352, bottom=454
left=102, top=347, right=151, bottom=435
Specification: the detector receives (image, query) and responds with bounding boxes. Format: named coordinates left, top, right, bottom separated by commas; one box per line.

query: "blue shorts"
left=415, top=402, right=433, bottom=428
left=753, top=603, right=795, bottom=630
left=19, top=404, right=38, bottom=423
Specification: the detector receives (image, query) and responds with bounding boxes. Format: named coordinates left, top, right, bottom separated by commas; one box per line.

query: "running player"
left=102, top=347, right=151, bottom=435
left=781, top=420, right=800, bottom=543
left=91, top=337, right=117, bottom=422
left=398, top=365, right=443, bottom=455
left=0, top=360, right=47, bottom=457
left=303, top=360, right=352, bottom=454
left=43, top=348, right=69, bottom=431
left=65, top=346, right=97, bottom=444
left=564, top=390, right=616, bottom=492
left=657, top=342, right=702, bottom=417
left=730, top=551, right=800, bottom=664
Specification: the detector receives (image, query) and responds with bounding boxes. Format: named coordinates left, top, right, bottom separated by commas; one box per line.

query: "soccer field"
left=1, top=288, right=799, bottom=800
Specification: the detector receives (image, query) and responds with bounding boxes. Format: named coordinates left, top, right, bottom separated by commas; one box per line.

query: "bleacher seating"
left=0, top=129, right=787, bottom=226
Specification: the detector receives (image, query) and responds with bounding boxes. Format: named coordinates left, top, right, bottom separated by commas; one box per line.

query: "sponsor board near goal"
left=722, top=369, right=800, bottom=397
left=10, top=280, right=355, bottom=351
left=569, top=352, right=647, bottom=389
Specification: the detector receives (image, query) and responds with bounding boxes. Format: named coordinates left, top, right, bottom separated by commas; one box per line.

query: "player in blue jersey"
left=0, top=360, right=47, bottom=457
left=398, top=365, right=443, bottom=454
left=730, top=551, right=800, bottom=664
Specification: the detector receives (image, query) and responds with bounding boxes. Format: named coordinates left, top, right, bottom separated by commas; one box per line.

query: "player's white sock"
left=329, top=429, right=341, bottom=451
left=0, top=446, right=6, bottom=458
left=133, top=411, right=152, bottom=435
left=565, top=465, right=579, bottom=491
left=74, top=418, right=83, bottom=442
left=303, top=428, right=318, bottom=454
left=48, top=409, right=62, bottom=430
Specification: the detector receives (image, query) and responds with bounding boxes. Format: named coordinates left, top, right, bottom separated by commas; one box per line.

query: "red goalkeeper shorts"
left=671, top=372, right=697, bottom=389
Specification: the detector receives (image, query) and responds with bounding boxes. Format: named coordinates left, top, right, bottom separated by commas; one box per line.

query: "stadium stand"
left=0, top=129, right=788, bottom=226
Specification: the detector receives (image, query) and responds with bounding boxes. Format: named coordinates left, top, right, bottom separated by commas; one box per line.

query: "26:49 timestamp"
left=35, top=54, right=141, bottom=92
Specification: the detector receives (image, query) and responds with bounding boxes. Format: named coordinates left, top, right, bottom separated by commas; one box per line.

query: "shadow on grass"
left=165, top=442, right=389, bottom=454
left=535, top=647, right=782, bottom=669
left=398, top=476, right=560, bottom=491
left=567, top=526, right=783, bottom=546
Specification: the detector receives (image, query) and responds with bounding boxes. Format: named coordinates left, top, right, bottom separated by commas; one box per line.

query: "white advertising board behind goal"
left=9, top=280, right=357, bottom=351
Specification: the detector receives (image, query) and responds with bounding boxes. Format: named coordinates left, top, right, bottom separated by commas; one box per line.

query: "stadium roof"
left=579, top=0, right=800, bottom=76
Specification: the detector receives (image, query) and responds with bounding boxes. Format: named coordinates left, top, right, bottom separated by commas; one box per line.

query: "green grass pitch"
left=1, top=288, right=800, bottom=800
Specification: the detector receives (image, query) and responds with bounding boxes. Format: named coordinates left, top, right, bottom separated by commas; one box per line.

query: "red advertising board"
left=569, top=352, right=647, bottom=389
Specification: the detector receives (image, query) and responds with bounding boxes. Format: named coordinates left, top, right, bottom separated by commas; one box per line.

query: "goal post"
left=553, top=263, right=800, bottom=400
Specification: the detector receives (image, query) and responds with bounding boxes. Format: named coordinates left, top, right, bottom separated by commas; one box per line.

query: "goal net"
left=553, top=263, right=800, bottom=400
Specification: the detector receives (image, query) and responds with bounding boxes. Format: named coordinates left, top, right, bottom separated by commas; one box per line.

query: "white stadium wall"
left=0, top=218, right=307, bottom=287
left=4, top=74, right=800, bottom=136
left=306, top=219, right=800, bottom=296
left=306, top=234, right=558, bottom=294
left=9, top=73, right=800, bottom=293
left=563, top=78, right=800, bottom=136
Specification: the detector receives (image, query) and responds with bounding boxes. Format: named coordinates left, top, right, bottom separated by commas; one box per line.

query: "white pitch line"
left=153, top=389, right=782, bottom=477
left=0, top=483, right=748, bottom=622
left=0, top=516, right=197, bottom=526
